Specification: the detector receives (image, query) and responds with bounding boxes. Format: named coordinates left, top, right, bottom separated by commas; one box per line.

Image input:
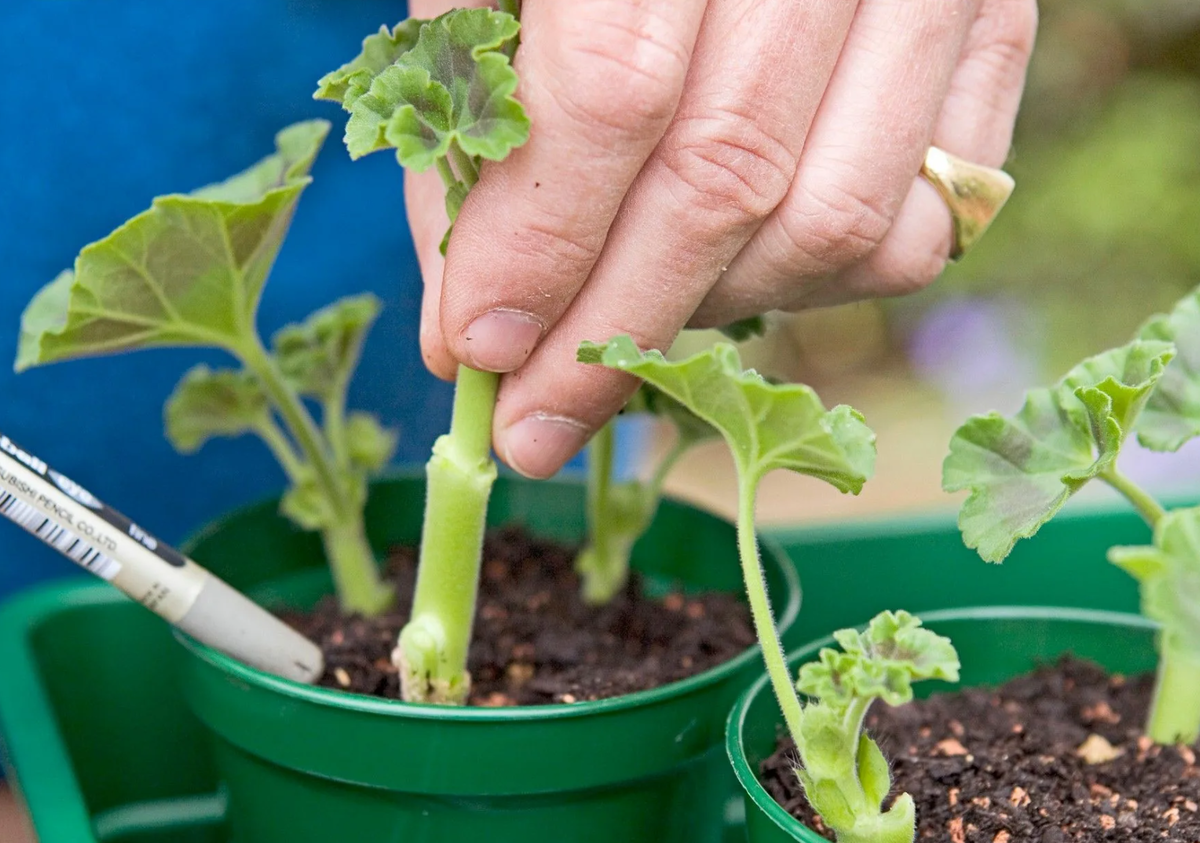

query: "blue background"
left=0, top=1, right=455, bottom=596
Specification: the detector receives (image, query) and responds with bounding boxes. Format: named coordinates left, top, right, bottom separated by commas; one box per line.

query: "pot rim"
left=724, top=605, right=1158, bottom=841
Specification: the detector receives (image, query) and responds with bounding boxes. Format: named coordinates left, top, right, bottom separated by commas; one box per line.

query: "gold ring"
left=919, top=146, right=1015, bottom=262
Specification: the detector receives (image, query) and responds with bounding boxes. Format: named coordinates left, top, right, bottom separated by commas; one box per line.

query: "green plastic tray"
left=0, top=494, right=1153, bottom=842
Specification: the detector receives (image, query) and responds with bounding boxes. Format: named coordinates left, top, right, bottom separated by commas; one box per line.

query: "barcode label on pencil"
left=0, top=491, right=122, bottom=581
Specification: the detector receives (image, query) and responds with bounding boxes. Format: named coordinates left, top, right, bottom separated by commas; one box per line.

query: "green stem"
left=321, top=513, right=392, bottom=618
left=1101, top=467, right=1166, bottom=528
left=398, top=365, right=500, bottom=703
left=577, top=422, right=623, bottom=603
left=647, top=437, right=690, bottom=503
left=240, top=340, right=391, bottom=615
left=448, top=143, right=480, bottom=189
left=254, top=417, right=306, bottom=483
left=323, top=385, right=350, bottom=470
left=1145, top=643, right=1200, bottom=744
left=737, top=471, right=805, bottom=744
left=436, top=158, right=458, bottom=193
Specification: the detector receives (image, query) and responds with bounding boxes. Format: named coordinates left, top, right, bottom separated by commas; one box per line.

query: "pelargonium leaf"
left=943, top=339, right=1175, bottom=563
left=1109, top=505, right=1200, bottom=660
left=273, top=294, right=382, bottom=401
left=1137, top=289, right=1200, bottom=452
left=314, top=20, right=425, bottom=108
left=341, top=8, right=528, bottom=169
left=345, top=411, right=398, bottom=473
left=578, top=336, right=876, bottom=492
left=164, top=365, right=269, bottom=454
left=16, top=120, right=329, bottom=371
left=797, top=611, right=960, bottom=711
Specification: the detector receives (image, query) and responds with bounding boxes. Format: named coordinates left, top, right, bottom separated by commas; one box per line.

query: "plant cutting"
left=14, top=120, right=400, bottom=618
left=314, top=5, right=531, bottom=704
left=578, top=336, right=876, bottom=708
left=773, top=610, right=960, bottom=843
left=581, top=338, right=963, bottom=843
left=944, top=284, right=1200, bottom=744
left=575, top=319, right=765, bottom=605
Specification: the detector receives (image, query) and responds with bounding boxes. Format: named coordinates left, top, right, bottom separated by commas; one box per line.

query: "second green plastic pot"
left=177, top=474, right=799, bottom=843
left=727, top=606, right=1160, bottom=843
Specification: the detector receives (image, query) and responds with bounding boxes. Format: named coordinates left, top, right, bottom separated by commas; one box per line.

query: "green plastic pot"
left=175, top=474, right=799, bottom=843
left=0, top=490, right=1159, bottom=842
left=727, top=606, right=1160, bottom=843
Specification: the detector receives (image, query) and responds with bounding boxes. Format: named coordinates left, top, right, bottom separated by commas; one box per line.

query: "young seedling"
left=579, top=337, right=958, bottom=841
left=576, top=318, right=765, bottom=604
left=316, top=7, right=529, bottom=703
left=15, top=121, right=399, bottom=617
left=792, top=611, right=960, bottom=843
left=944, top=286, right=1200, bottom=743
left=576, top=387, right=716, bottom=604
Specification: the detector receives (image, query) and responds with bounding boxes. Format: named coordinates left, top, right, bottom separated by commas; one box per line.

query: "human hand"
left=406, top=0, right=1037, bottom=478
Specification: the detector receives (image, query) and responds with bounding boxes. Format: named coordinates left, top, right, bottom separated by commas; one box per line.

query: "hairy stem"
left=241, top=340, right=391, bottom=615
left=321, top=514, right=392, bottom=618
left=398, top=365, right=499, bottom=703
left=737, top=470, right=805, bottom=744
left=448, top=143, right=480, bottom=189
left=578, top=421, right=625, bottom=603
left=1146, top=643, right=1200, bottom=744
left=436, top=158, right=458, bottom=192
left=1101, top=467, right=1166, bottom=528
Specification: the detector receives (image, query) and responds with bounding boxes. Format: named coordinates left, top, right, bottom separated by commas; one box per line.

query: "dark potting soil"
left=760, top=658, right=1200, bottom=842
left=286, top=525, right=754, bottom=706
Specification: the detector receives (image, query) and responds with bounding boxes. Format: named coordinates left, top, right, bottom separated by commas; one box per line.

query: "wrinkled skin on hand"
left=406, top=0, right=1038, bottom=478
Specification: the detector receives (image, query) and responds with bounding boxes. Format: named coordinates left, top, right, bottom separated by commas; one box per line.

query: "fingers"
left=692, top=0, right=982, bottom=324
left=434, top=0, right=707, bottom=374
left=800, top=0, right=1037, bottom=308
left=491, top=0, right=860, bottom=478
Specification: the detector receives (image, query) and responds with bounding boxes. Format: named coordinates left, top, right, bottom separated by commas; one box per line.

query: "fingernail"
left=502, top=414, right=590, bottom=479
left=461, top=310, right=543, bottom=372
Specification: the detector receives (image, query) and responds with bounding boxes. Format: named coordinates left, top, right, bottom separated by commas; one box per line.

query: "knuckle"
left=781, top=179, right=895, bottom=271
left=504, top=217, right=602, bottom=276
left=658, top=109, right=797, bottom=225
left=549, top=9, right=689, bottom=136
left=971, top=0, right=1038, bottom=86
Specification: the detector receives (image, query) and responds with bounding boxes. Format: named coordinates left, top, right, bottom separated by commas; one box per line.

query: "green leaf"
left=341, top=8, right=529, bottom=169
left=16, top=120, right=329, bottom=372
left=314, top=20, right=425, bottom=108
left=718, top=315, right=767, bottom=342
left=345, top=411, right=398, bottom=473
left=1109, top=505, right=1200, bottom=659
left=857, top=734, right=892, bottom=811
left=280, top=470, right=367, bottom=532
left=578, top=336, right=876, bottom=492
left=164, top=365, right=270, bottom=453
left=273, top=294, right=382, bottom=401
left=1137, top=290, right=1200, bottom=452
left=943, top=339, right=1175, bottom=563
left=797, top=610, right=960, bottom=710
left=280, top=475, right=336, bottom=531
